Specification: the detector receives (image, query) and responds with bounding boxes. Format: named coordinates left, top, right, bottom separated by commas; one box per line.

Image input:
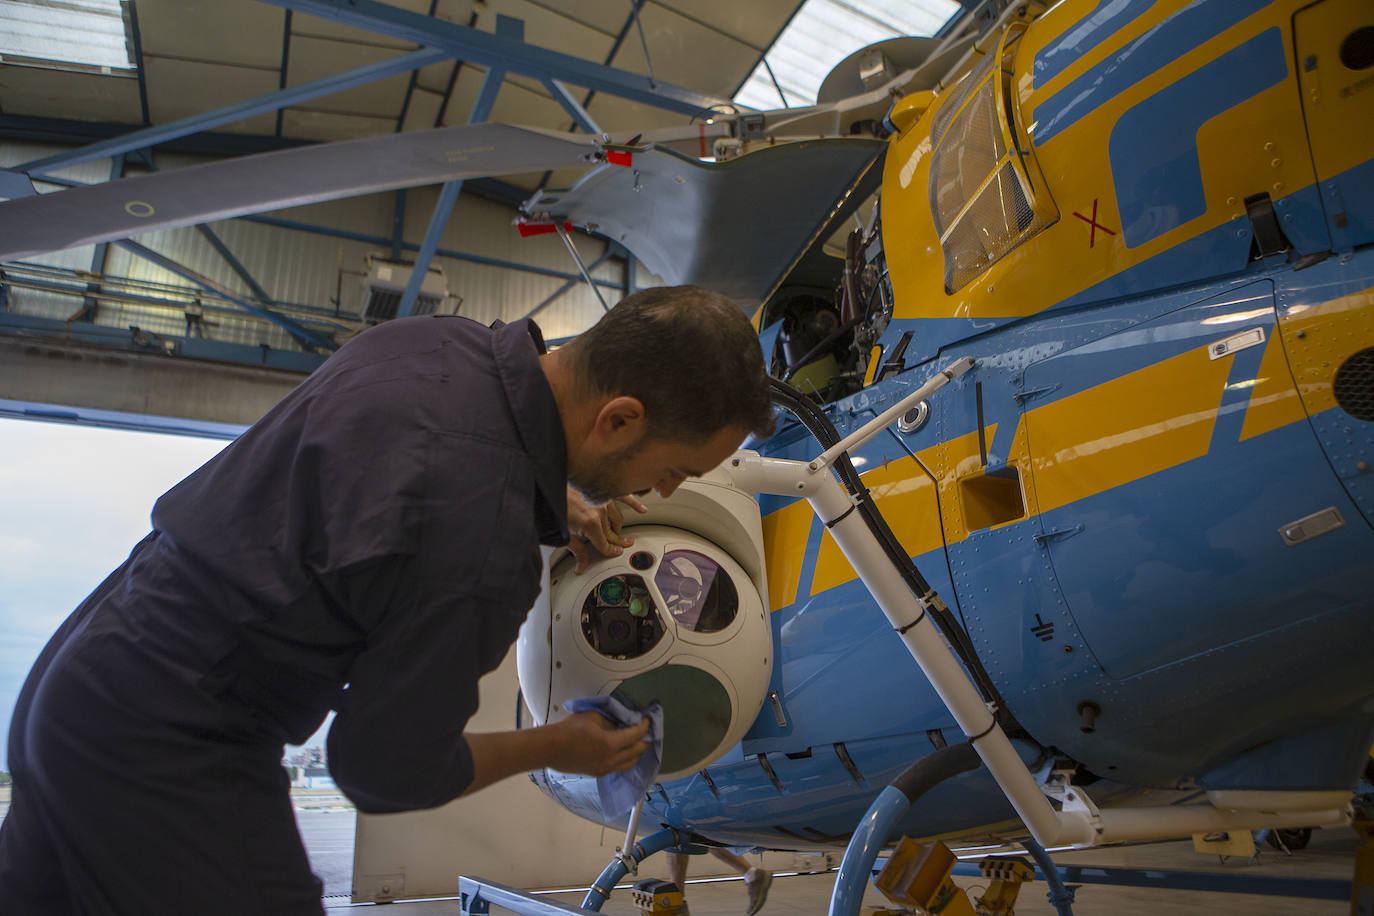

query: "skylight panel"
left=0, top=0, right=135, bottom=73
left=735, top=0, right=961, bottom=110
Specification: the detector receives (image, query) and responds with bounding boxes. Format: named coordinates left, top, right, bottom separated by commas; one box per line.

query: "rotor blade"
left=0, top=123, right=599, bottom=262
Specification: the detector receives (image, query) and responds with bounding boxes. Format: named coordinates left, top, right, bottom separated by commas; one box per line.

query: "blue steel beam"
left=397, top=15, right=517, bottom=318
left=0, top=311, right=325, bottom=375
left=3, top=270, right=344, bottom=322
left=0, top=171, right=37, bottom=200
left=391, top=191, right=407, bottom=261
left=276, top=10, right=294, bottom=137
left=116, top=240, right=337, bottom=351
left=18, top=47, right=454, bottom=176
left=262, top=0, right=728, bottom=117
left=394, top=1, right=439, bottom=132
left=544, top=79, right=601, bottom=135
left=127, top=0, right=152, bottom=125
left=1, top=397, right=249, bottom=441
left=79, top=153, right=128, bottom=321
left=0, top=113, right=312, bottom=158
left=398, top=176, right=467, bottom=319
left=531, top=2, right=640, bottom=195
left=195, top=226, right=274, bottom=304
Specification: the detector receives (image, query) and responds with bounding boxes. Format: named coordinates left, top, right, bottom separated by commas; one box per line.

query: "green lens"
left=598, top=578, right=627, bottom=605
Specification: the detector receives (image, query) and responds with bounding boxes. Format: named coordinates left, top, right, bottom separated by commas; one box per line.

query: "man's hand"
left=546, top=711, right=653, bottom=776
left=566, top=486, right=648, bottom=574
left=462, top=714, right=652, bottom=796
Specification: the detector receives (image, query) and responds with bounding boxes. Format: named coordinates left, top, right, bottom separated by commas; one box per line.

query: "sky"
left=0, top=419, right=237, bottom=770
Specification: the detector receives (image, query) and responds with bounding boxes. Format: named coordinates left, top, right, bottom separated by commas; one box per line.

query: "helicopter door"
left=1285, top=0, right=1374, bottom=527
left=1294, top=0, right=1374, bottom=252
left=1019, top=280, right=1372, bottom=679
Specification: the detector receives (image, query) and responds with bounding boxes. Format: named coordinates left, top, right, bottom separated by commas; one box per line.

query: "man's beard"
left=569, top=441, right=641, bottom=506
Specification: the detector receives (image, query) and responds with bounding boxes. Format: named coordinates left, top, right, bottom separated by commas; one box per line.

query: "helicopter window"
left=929, top=23, right=1056, bottom=293
left=654, top=550, right=739, bottom=633
left=580, top=574, right=665, bottom=660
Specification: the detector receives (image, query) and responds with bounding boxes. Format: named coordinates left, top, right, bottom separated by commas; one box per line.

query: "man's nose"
left=655, top=478, right=681, bottom=499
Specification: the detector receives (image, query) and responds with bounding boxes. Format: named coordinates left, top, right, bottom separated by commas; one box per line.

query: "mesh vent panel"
left=930, top=76, right=1004, bottom=236
left=930, top=49, right=999, bottom=151
left=1334, top=347, right=1374, bottom=422
left=941, top=161, right=1052, bottom=293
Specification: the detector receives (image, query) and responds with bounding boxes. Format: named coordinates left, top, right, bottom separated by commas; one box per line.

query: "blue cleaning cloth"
left=563, top=695, right=664, bottom=818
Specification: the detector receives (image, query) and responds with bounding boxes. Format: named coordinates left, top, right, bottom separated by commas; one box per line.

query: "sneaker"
left=744, top=868, right=772, bottom=915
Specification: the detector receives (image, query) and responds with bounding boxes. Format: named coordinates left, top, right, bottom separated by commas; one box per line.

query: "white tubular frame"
left=723, top=359, right=1350, bottom=848
left=810, top=356, right=973, bottom=473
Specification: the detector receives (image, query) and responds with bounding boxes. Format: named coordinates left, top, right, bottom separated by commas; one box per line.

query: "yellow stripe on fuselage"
left=761, top=499, right=813, bottom=611
left=811, top=452, right=946, bottom=597
left=1239, top=332, right=1309, bottom=442
left=1025, top=345, right=1233, bottom=514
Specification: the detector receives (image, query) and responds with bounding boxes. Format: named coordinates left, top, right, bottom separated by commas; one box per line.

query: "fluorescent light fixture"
left=0, top=0, right=135, bottom=73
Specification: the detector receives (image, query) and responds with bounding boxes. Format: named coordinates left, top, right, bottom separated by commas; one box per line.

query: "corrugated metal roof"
left=734, top=0, right=960, bottom=109
left=0, top=0, right=133, bottom=72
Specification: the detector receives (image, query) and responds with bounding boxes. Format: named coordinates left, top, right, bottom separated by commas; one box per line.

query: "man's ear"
left=590, top=395, right=647, bottom=449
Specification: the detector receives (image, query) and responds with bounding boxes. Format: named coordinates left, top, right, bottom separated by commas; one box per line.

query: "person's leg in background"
left=662, top=848, right=772, bottom=915
left=665, top=851, right=691, bottom=915
left=709, top=848, right=772, bottom=915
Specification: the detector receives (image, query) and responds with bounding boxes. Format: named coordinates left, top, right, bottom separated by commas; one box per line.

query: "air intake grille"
left=364, top=291, right=444, bottom=322
left=1333, top=347, right=1374, bottom=422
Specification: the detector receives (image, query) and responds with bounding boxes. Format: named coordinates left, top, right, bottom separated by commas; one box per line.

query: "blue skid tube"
left=581, top=827, right=683, bottom=911
left=827, top=741, right=1052, bottom=916
left=828, top=785, right=910, bottom=916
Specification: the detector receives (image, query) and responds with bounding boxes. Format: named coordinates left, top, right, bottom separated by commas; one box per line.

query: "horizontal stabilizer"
left=523, top=138, right=885, bottom=305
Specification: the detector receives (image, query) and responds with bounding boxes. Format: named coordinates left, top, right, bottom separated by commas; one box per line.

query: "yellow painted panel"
left=760, top=500, right=813, bottom=611
left=958, top=471, right=1026, bottom=531
left=1016, top=0, right=1190, bottom=103
left=811, top=454, right=946, bottom=597
left=863, top=345, right=883, bottom=387
left=1278, top=286, right=1374, bottom=417
left=1239, top=332, right=1308, bottom=441
left=926, top=426, right=1000, bottom=544
left=1004, top=420, right=1039, bottom=516
left=1027, top=347, right=1231, bottom=513
left=1295, top=0, right=1374, bottom=184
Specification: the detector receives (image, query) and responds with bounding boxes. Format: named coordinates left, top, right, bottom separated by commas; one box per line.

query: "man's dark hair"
left=563, top=285, right=775, bottom=443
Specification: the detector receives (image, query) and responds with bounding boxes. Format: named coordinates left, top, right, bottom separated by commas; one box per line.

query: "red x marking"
left=1072, top=198, right=1117, bottom=248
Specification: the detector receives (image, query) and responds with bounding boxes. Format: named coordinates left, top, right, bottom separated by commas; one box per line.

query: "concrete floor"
left=326, top=826, right=1360, bottom=914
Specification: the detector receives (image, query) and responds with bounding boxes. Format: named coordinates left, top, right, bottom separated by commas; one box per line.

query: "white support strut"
left=809, top=356, right=973, bottom=473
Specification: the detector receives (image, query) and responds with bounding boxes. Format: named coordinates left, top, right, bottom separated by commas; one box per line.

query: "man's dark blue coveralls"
left=0, top=317, right=570, bottom=914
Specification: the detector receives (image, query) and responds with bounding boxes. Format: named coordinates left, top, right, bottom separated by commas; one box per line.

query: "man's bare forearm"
left=461, top=712, right=652, bottom=797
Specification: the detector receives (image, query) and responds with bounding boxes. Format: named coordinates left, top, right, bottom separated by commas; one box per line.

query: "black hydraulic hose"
left=768, top=379, right=1016, bottom=728
left=891, top=740, right=983, bottom=804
